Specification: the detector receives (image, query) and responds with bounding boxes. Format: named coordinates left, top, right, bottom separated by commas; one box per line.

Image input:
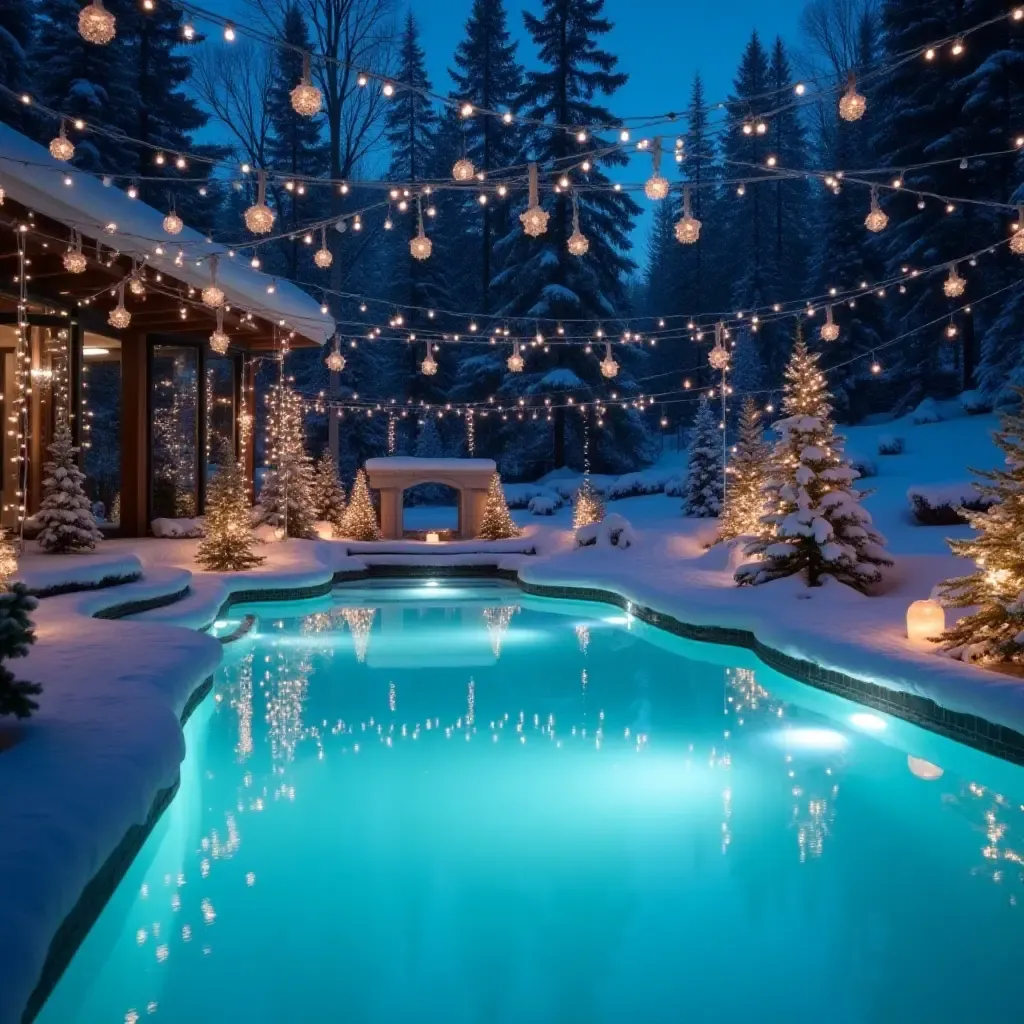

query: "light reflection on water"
left=38, top=584, right=1024, bottom=1023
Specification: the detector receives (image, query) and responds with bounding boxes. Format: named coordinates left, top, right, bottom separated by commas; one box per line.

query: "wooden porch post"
left=120, top=333, right=149, bottom=537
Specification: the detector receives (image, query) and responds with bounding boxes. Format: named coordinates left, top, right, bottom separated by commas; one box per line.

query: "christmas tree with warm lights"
left=337, top=469, right=381, bottom=541
left=573, top=478, right=605, bottom=529
left=736, top=330, right=891, bottom=591
left=311, top=451, right=347, bottom=536
left=37, top=420, right=103, bottom=553
left=0, top=531, right=17, bottom=590
left=937, top=393, right=1024, bottom=663
left=719, top=397, right=771, bottom=541
left=260, top=384, right=317, bottom=539
left=196, top=442, right=263, bottom=572
left=478, top=473, right=520, bottom=540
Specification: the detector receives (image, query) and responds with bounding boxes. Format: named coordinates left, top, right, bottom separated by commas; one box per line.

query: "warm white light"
left=209, top=329, right=229, bottom=355
left=644, top=174, right=669, bottom=201
left=83, top=346, right=109, bottom=357
left=421, top=351, right=438, bottom=375
left=567, top=228, right=589, bottom=256
left=426, top=531, right=440, bottom=544
left=943, top=264, right=966, bottom=298
left=907, top=755, right=944, bottom=780
left=224, top=23, right=236, bottom=41
left=675, top=186, right=701, bottom=244
left=202, top=285, right=225, bottom=309
left=839, top=78, right=867, bottom=121
left=521, top=205, right=549, bottom=237
left=452, top=158, right=475, bottom=182
left=291, top=81, right=322, bottom=117
left=382, top=81, right=395, bottom=97
left=163, top=211, right=184, bottom=235
left=79, top=0, right=116, bottom=44
left=108, top=303, right=131, bottom=330
left=410, top=233, right=432, bottom=260
left=865, top=189, right=888, bottom=232
left=49, top=128, right=75, bottom=162
left=314, top=246, right=333, bottom=268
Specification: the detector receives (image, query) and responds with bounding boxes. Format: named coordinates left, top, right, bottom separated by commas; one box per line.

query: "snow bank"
left=151, top=517, right=205, bottom=538
left=606, top=469, right=674, bottom=500
left=575, top=512, right=636, bottom=550
left=907, top=482, right=995, bottom=525
left=911, top=397, right=943, bottom=425
left=13, top=551, right=143, bottom=595
left=528, top=494, right=559, bottom=515
left=878, top=435, right=905, bottom=455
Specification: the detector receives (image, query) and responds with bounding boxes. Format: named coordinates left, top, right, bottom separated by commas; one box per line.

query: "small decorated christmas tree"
left=478, top=473, right=520, bottom=540
left=736, top=331, right=891, bottom=591
left=196, top=442, right=263, bottom=572
left=37, top=419, right=103, bottom=553
left=682, top=395, right=724, bottom=517
left=260, top=385, right=317, bottom=539
left=719, top=397, right=771, bottom=541
left=337, top=468, right=380, bottom=541
left=0, top=530, right=17, bottom=590
left=311, top=450, right=347, bottom=535
left=573, top=478, right=605, bottom=529
left=937, top=393, right=1024, bottom=662
left=0, top=583, right=40, bottom=719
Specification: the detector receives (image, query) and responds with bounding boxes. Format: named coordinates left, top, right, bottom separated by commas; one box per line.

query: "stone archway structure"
left=364, top=457, right=497, bottom=540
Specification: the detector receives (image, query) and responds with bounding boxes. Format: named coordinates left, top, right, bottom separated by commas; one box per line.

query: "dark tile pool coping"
left=23, top=562, right=1024, bottom=1021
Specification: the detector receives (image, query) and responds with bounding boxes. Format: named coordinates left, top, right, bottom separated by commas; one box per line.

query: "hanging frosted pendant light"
left=708, top=321, right=730, bottom=370
left=410, top=196, right=432, bottom=260
left=63, top=230, right=86, bottom=274
left=314, top=226, right=333, bottom=268
left=79, top=0, right=116, bottom=45
left=1012, top=205, right=1024, bottom=255
left=820, top=304, right=840, bottom=342
left=452, top=155, right=475, bottom=181
left=163, top=205, right=184, bottom=235
left=202, top=255, right=225, bottom=308
left=865, top=186, right=888, bottom=232
left=49, top=121, right=75, bottom=162
left=326, top=335, right=346, bottom=372
left=290, top=54, right=323, bottom=116
left=567, top=191, right=589, bottom=256
left=839, top=72, right=867, bottom=122
left=599, top=342, right=619, bottom=379
left=506, top=340, right=524, bottom=373
left=108, top=283, right=131, bottom=329
left=520, top=162, right=549, bottom=237
left=943, top=263, right=966, bottom=298
left=244, top=170, right=276, bottom=234
left=644, top=137, right=669, bottom=200
left=129, top=259, right=146, bottom=295
left=674, top=185, right=701, bottom=244
left=420, top=344, right=438, bottom=376
left=210, top=308, right=229, bottom=354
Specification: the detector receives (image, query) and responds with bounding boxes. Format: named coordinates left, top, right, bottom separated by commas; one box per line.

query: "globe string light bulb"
left=49, top=121, right=75, bottom=162
left=244, top=170, right=275, bottom=234
left=943, top=263, right=966, bottom=298
left=708, top=335, right=730, bottom=370
left=600, top=341, right=619, bottom=379
left=209, top=307, right=229, bottom=354
left=420, top=344, right=438, bottom=376
left=290, top=53, right=323, bottom=116
left=452, top=155, right=475, bottom=182
left=644, top=137, right=669, bottom=201
left=839, top=71, right=867, bottom=122
left=63, top=230, right=86, bottom=274
left=410, top=196, right=432, bottom=260
left=1011, top=205, right=1024, bottom=255
left=326, top=335, right=346, bottom=372
left=820, top=304, right=840, bottom=342
left=79, top=0, right=116, bottom=44
left=520, top=162, right=549, bottom=237
left=567, top=191, right=589, bottom=256
left=674, top=185, right=701, bottom=244
left=314, top=226, right=333, bottom=268
left=108, top=282, right=131, bottom=329
left=202, top=255, right=225, bottom=308
left=163, top=205, right=184, bottom=235
left=507, top=340, right=524, bottom=373
left=129, top=260, right=146, bottom=295
left=865, top=186, right=888, bottom=232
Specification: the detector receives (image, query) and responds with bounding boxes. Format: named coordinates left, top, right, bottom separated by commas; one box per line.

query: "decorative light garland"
left=865, top=187, right=888, bottom=232
left=644, top=137, right=669, bottom=201
left=78, top=0, right=116, bottom=45
left=943, top=263, right=966, bottom=298
left=599, top=342, right=619, bottom=379
left=107, top=282, right=131, bottom=329
left=410, top=196, right=432, bottom=260
left=62, top=230, right=86, bottom=274
left=326, top=335, right=346, bottom=372
left=838, top=72, right=867, bottom=122
left=314, top=226, right=333, bottom=268
left=202, top=254, right=225, bottom=308
left=820, top=304, right=840, bottom=342
left=49, top=122, right=75, bottom=163
left=506, top=340, right=524, bottom=373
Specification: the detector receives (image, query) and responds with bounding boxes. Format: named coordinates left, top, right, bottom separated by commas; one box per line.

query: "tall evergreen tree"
left=682, top=395, right=724, bottom=517
left=0, top=0, right=34, bottom=132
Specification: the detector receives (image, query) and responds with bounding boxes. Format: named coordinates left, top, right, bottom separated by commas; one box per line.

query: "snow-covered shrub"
left=504, top=483, right=550, bottom=509
left=908, top=483, right=996, bottom=526
left=960, top=389, right=991, bottom=416
left=527, top=494, right=559, bottom=516
left=575, top=512, right=635, bottom=550
left=911, top=397, right=942, bottom=425
left=664, top=477, right=685, bottom=498
left=606, top=470, right=670, bottom=500
left=877, top=435, right=904, bottom=455
left=151, top=517, right=205, bottom=538
left=849, top=456, right=877, bottom=479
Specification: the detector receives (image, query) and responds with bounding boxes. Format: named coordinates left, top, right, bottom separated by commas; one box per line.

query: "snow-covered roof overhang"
left=0, top=123, right=334, bottom=345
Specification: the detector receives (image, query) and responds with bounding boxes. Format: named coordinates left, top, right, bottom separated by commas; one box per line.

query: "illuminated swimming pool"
left=39, top=581, right=1024, bottom=1022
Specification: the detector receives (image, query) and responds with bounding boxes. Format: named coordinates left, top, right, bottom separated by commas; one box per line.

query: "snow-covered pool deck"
left=5, top=410, right=1024, bottom=1024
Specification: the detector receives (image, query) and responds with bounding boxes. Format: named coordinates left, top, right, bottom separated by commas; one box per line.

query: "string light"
left=244, top=170, right=276, bottom=234
left=410, top=196, right=432, bottom=260
left=567, top=191, right=589, bottom=256
left=520, top=162, right=549, bottom=237
left=507, top=340, right=524, bottom=373
left=644, top=138, right=669, bottom=200
left=943, top=263, right=966, bottom=298
left=79, top=0, right=116, bottom=44
left=314, top=226, right=333, bottom=268
left=202, top=255, right=225, bottom=308
left=838, top=72, right=867, bottom=121
left=420, top=344, right=438, bottom=376
left=107, top=283, right=131, bottom=329
left=48, top=122, right=75, bottom=162
left=163, top=208, right=184, bottom=235
left=708, top=334, right=730, bottom=370
left=865, top=187, right=888, bottom=232
left=452, top=156, right=475, bottom=182
left=599, top=342, right=619, bottom=379
left=210, top=307, right=229, bottom=354
left=820, top=304, right=840, bottom=342
left=62, top=230, right=86, bottom=274
left=674, top=185, right=701, bottom=244
left=1011, top=205, right=1024, bottom=255
left=290, top=54, right=323, bottom=116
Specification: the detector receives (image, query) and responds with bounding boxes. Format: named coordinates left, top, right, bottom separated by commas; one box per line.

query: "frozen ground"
left=0, top=396, right=1016, bottom=1023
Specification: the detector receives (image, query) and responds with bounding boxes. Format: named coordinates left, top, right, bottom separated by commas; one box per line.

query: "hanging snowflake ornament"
left=674, top=185, right=701, bottom=244
left=1011, top=206, right=1024, bottom=255
left=644, top=138, right=669, bottom=200
left=520, top=162, right=549, bottom=237
left=202, top=255, right=225, bottom=308
left=410, top=196, right=432, bottom=260
left=314, top=226, right=333, bottom=268
left=838, top=72, right=867, bottom=122
left=567, top=191, right=589, bottom=256
left=507, top=341, right=524, bottom=373
left=290, top=54, right=323, bottom=116
left=107, top=283, right=131, bottom=330
left=209, top=308, right=229, bottom=354
left=600, top=342, right=619, bottom=379
left=421, top=346, right=438, bottom=376
left=452, top=157, right=475, bottom=182
left=820, top=304, right=840, bottom=342
left=708, top=341, right=730, bottom=370
left=244, top=170, right=276, bottom=234
left=943, top=263, right=966, bottom=298
left=63, top=231, right=86, bottom=274
left=865, top=187, right=888, bottom=232
left=79, top=0, right=116, bottom=45
left=326, top=336, right=346, bottom=373
left=163, top=208, right=184, bottom=235
left=49, top=123, right=75, bottom=163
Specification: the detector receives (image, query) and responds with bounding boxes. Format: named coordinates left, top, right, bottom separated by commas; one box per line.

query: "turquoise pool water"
left=39, top=581, right=1024, bottom=1023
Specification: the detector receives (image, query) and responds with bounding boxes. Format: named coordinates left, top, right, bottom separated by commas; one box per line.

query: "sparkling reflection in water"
left=39, top=583, right=1024, bottom=1023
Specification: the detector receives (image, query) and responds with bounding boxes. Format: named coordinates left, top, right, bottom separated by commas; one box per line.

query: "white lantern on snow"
left=906, top=598, right=945, bottom=644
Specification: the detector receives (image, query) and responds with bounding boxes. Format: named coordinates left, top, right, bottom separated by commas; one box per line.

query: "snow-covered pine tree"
left=337, top=469, right=381, bottom=541
left=478, top=473, right=520, bottom=540
left=729, top=330, right=765, bottom=402
left=682, top=395, right=724, bottom=517
left=489, top=0, right=653, bottom=472
left=196, top=443, right=263, bottom=572
left=260, top=383, right=317, bottom=539
left=719, top=397, right=771, bottom=541
left=0, top=0, right=34, bottom=131
left=736, top=331, right=891, bottom=590
left=573, top=478, right=605, bottom=529
left=936, top=392, right=1024, bottom=662
left=0, top=583, right=39, bottom=719
left=37, top=420, right=103, bottom=553
left=311, top=450, right=347, bottom=534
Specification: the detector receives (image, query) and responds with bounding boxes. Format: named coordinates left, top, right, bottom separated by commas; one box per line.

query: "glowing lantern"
left=674, top=185, right=701, bottom=244
left=107, top=283, right=131, bottom=329
left=79, top=0, right=116, bottom=45
left=452, top=158, right=475, bottom=182
left=326, top=336, right=346, bottom=373
left=839, top=73, right=867, bottom=121
left=244, top=170, right=275, bottom=234
left=49, top=124, right=75, bottom=162
left=599, top=342, right=619, bottom=379
left=209, top=308, right=229, bottom=354
left=820, top=305, right=840, bottom=342
left=520, top=162, right=549, bottom=237
left=906, top=598, right=945, bottom=644
left=410, top=197, right=432, bottom=260
left=865, top=187, right=888, bottom=233
left=943, top=263, right=966, bottom=298
left=163, top=210, right=184, bottom=236
left=290, top=55, right=323, bottom=116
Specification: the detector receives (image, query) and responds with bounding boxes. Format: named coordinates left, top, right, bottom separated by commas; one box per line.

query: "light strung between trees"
left=290, top=55, right=323, bottom=117
left=410, top=196, right=432, bottom=260
left=820, top=304, right=840, bottom=342
left=245, top=170, right=275, bottom=234
left=865, top=187, right=888, bottom=232
left=675, top=185, right=701, bottom=244
left=839, top=73, right=867, bottom=122
left=326, top=335, right=346, bottom=372
left=644, top=138, right=669, bottom=201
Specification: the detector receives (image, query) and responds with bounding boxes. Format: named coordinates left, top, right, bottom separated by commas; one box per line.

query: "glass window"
left=151, top=345, right=199, bottom=519
left=80, top=332, right=122, bottom=525
left=205, top=354, right=236, bottom=471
